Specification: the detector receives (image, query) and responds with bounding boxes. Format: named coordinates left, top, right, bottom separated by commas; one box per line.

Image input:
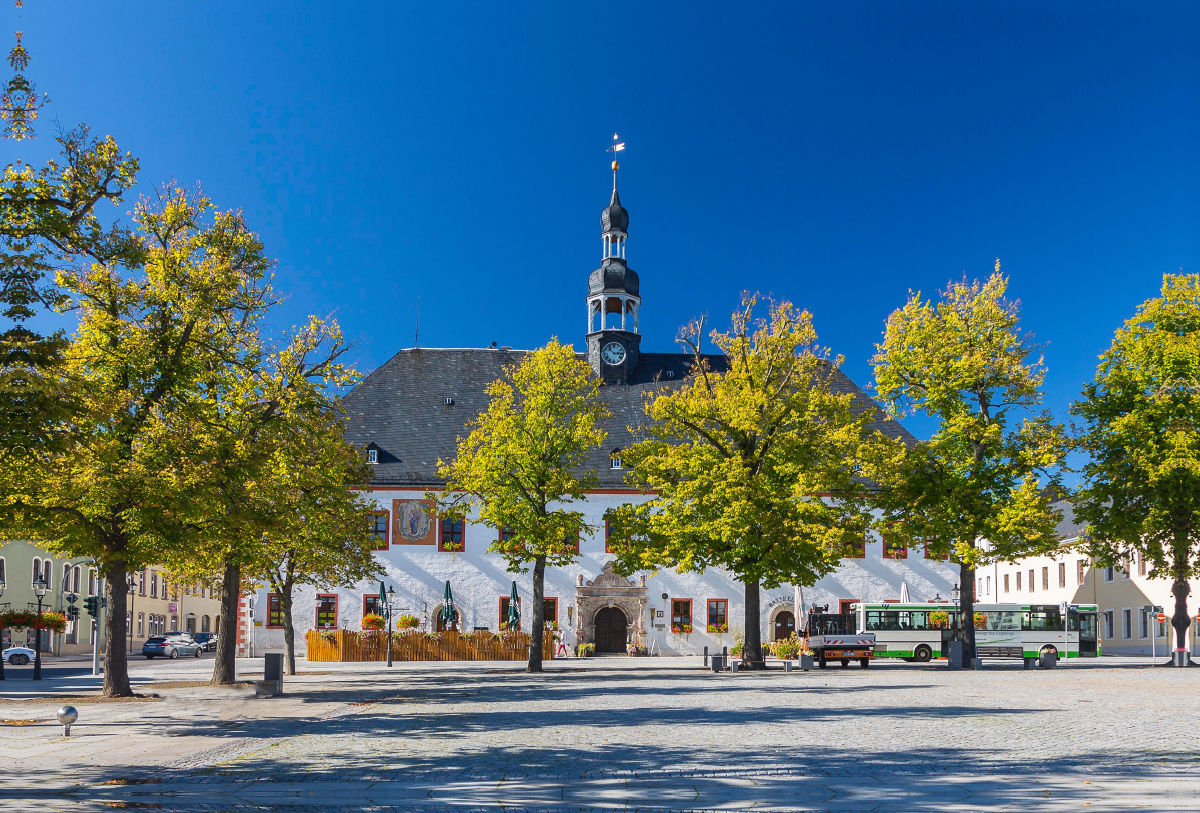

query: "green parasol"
left=507, top=581, right=521, bottom=629
left=440, top=580, right=456, bottom=630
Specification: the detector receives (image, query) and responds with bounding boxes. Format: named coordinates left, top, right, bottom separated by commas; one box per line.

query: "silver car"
left=142, top=635, right=202, bottom=659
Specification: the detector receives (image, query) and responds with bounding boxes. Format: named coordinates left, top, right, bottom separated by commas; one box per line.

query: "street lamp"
left=126, top=574, right=136, bottom=654
left=0, top=575, right=7, bottom=681
left=385, top=585, right=397, bottom=668
left=33, top=576, right=48, bottom=681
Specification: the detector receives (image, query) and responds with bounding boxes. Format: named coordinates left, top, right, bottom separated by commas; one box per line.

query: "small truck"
left=803, top=608, right=876, bottom=668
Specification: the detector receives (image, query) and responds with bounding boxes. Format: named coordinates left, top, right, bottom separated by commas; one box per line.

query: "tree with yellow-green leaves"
left=8, top=184, right=275, bottom=696
left=165, top=318, right=379, bottom=683
left=1073, top=274, right=1200, bottom=661
left=607, top=295, right=898, bottom=669
left=869, top=264, right=1069, bottom=667
left=434, top=340, right=609, bottom=673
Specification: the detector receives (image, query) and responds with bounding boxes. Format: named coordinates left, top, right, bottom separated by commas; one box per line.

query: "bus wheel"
left=913, top=645, right=933, bottom=663
left=860, top=658, right=870, bottom=669
left=840, top=659, right=849, bottom=668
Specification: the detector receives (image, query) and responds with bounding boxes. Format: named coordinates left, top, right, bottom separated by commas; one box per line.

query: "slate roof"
left=341, top=347, right=916, bottom=489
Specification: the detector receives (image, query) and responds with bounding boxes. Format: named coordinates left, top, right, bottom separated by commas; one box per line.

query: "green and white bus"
left=852, top=602, right=1101, bottom=662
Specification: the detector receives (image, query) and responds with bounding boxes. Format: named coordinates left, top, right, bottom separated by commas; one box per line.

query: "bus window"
left=899, top=611, right=929, bottom=630
left=1024, top=608, right=1064, bottom=631
left=982, top=611, right=1021, bottom=631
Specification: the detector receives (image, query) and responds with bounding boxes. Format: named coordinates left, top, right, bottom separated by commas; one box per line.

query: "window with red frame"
left=557, top=530, right=579, bottom=554
left=363, top=595, right=382, bottom=618
left=883, top=537, right=907, bottom=560
left=543, top=597, right=558, bottom=625
left=368, top=512, right=389, bottom=550
left=267, top=593, right=283, bottom=628
left=316, top=594, right=338, bottom=629
left=499, top=596, right=521, bottom=630
left=842, top=537, right=866, bottom=559
left=439, top=518, right=465, bottom=552
left=499, top=526, right=517, bottom=544
left=923, top=543, right=950, bottom=561
left=671, top=599, right=692, bottom=631
left=707, top=599, right=727, bottom=630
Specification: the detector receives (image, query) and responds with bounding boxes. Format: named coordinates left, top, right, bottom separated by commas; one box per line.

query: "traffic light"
left=83, top=596, right=98, bottom=617
left=67, top=606, right=80, bottom=621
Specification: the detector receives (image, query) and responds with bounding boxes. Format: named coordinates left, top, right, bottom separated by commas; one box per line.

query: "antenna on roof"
left=414, top=297, right=420, bottom=348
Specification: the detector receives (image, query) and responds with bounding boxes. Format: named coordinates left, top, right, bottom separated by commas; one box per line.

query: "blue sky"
left=9, top=2, right=1199, bottom=440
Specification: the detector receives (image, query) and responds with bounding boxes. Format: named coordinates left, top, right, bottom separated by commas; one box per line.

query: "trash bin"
left=1039, top=651, right=1057, bottom=669
left=947, top=641, right=963, bottom=670
left=264, top=652, right=284, bottom=683
left=711, top=655, right=724, bottom=673
left=1174, top=650, right=1191, bottom=668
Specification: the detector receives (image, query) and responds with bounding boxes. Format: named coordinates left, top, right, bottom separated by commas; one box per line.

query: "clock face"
left=601, top=341, right=627, bottom=366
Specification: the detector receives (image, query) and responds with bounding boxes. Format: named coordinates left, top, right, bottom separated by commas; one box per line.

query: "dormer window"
left=610, top=449, right=623, bottom=470
left=665, top=370, right=675, bottom=379
left=367, top=448, right=378, bottom=465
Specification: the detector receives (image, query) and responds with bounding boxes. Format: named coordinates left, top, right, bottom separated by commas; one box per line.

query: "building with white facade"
left=250, top=165, right=961, bottom=655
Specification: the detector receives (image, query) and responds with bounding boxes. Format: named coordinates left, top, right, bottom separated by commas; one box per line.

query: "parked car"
left=193, top=632, right=218, bottom=652
left=142, top=635, right=202, bottom=659
left=2, top=646, right=36, bottom=665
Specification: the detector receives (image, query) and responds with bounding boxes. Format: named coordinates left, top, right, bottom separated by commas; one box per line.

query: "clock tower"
left=586, top=160, right=641, bottom=384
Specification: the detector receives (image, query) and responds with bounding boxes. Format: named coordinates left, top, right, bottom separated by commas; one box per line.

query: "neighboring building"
left=979, top=502, right=1200, bottom=657
left=0, top=540, right=224, bottom=656
left=250, top=164, right=961, bottom=655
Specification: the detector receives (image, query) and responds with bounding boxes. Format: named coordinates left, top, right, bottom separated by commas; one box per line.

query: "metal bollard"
left=703, top=646, right=709, bottom=667
left=730, top=659, right=739, bottom=674
left=784, top=659, right=793, bottom=673
left=56, top=705, right=78, bottom=737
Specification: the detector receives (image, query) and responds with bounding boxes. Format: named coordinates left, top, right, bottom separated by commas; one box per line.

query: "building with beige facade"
left=975, top=503, right=1200, bottom=657
left=0, top=540, right=224, bottom=656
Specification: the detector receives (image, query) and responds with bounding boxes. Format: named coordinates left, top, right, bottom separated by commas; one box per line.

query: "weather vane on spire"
left=606, top=133, right=625, bottom=188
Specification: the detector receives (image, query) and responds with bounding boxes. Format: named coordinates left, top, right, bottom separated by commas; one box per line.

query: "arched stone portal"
left=593, top=607, right=628, bottom=653
left=575, top=560, right=648, bottom=652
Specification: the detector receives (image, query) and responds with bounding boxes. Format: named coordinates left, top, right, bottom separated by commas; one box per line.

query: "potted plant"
left=772, top=632, right=801, bottom=660
left=799, top=645, right=815, bottom=671
left=361, top=613, right=386, bottom=631
left=576, top=642, right=595, bottom=657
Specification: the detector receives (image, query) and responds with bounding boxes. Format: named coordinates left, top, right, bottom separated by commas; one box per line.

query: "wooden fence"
left=305, top=629, right=555, bottom=662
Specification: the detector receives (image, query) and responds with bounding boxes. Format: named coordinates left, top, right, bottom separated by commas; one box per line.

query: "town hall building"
left=249, top=163, right=960, bottom=656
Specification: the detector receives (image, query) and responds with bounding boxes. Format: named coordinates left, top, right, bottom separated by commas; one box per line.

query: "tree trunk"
left=211, top=560, right=241, bottom=685
left=959, top=560, right=976, bottom=668
left=1170, top=578, right=1191, bottom=660
left=101, top=559, right=134, bottom=697
left=742, top=577, right=765, bottom=669
left=281, top=582, right=297, bottom=676
left=527, top=555, right=545, bottom=673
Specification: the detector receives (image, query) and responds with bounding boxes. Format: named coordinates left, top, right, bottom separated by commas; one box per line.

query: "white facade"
left=251, top=487, right=961, bottom=656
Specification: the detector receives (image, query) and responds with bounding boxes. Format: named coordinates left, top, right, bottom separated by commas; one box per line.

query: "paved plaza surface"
left=1, top=655, right=1197, bottom=811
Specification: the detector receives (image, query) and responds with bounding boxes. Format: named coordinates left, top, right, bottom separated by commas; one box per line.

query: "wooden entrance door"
left=774, top=611, right=795, bottom=641
left=593, top=607, right=628, bottom=653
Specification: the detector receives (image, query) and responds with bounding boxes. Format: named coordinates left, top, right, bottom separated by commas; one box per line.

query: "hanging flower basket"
left=396, top=614, right=420, bottom=630
left=973, top=611, right=988, bottom=630
left=928, top=610, right=949, bottom=629
left=361, top=613, right=386, bottom=631
left=0, top=610, right=67, bottom=633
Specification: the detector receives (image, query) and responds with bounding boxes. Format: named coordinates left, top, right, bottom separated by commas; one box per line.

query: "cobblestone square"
left=2, top=656, right=1197, bottom=811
